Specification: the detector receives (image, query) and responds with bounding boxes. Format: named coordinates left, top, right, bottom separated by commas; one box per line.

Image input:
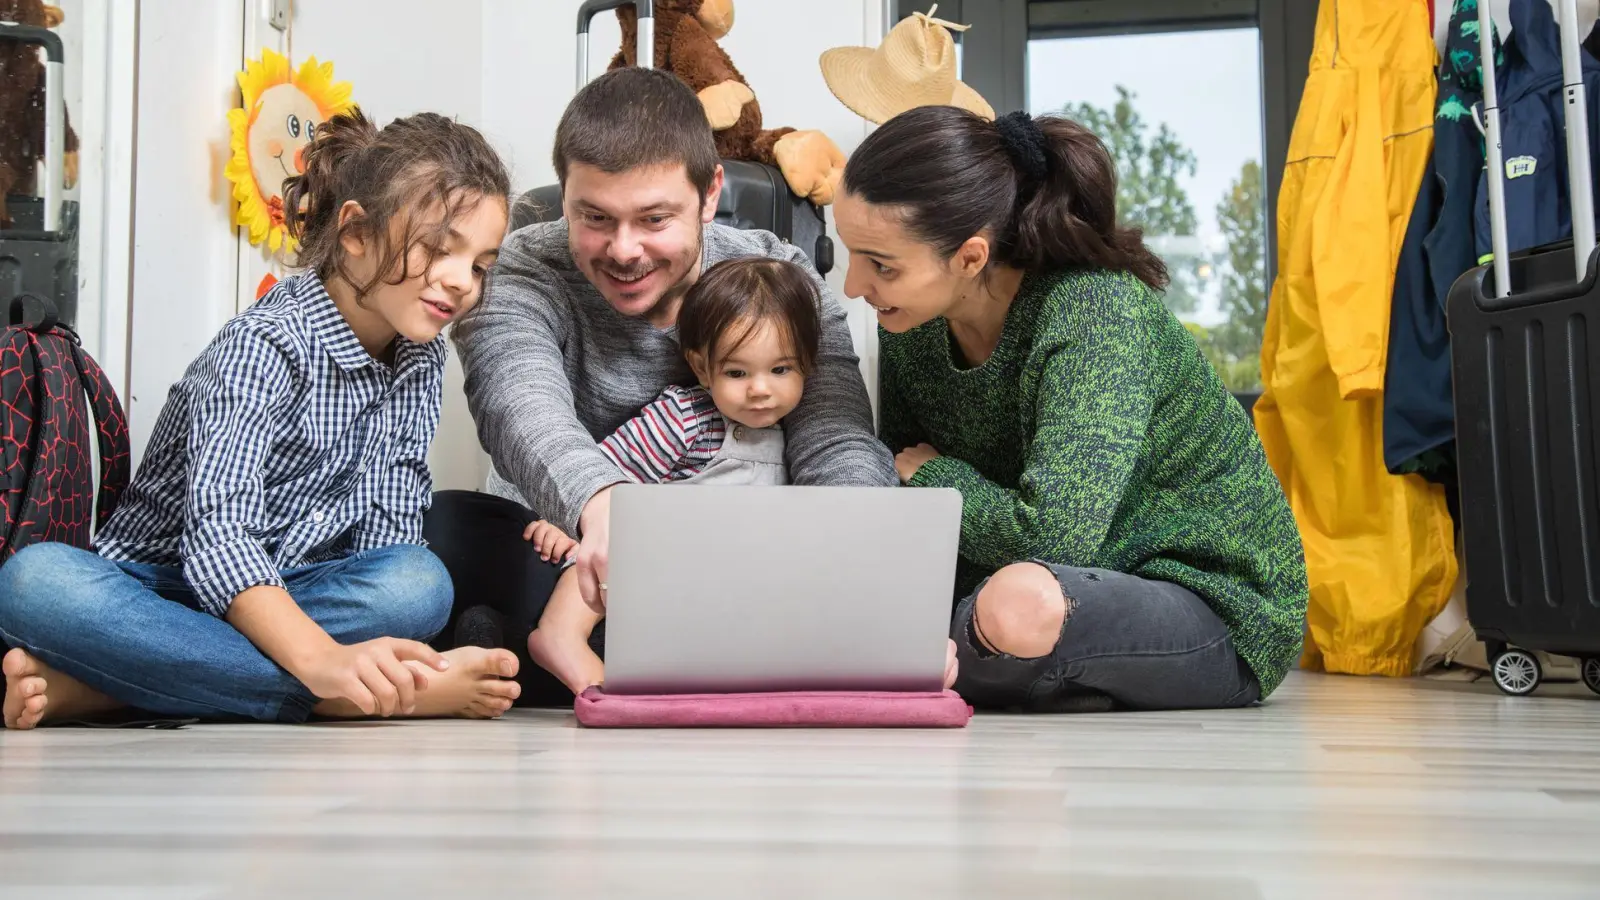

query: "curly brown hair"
left=282, top=107, right=510, bottom=299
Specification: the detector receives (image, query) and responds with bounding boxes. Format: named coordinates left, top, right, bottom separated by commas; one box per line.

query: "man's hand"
left=525, top=519, right=579, bottom=563
left=895, top=443, right=941, bottom=484
left=575, top=486, right=616, bottom=614
left=292, top=638, right=451, bottom=718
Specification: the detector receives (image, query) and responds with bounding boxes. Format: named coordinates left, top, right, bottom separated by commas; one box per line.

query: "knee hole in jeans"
left=973, top=563, right=1072, bottom=659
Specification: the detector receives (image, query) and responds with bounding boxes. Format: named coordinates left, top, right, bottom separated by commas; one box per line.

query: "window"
left=903, top=0, right=1317, bottom=398
left=1028, top=27, right=1268, bottom=391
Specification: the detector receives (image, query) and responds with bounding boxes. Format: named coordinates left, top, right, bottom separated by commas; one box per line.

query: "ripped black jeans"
left=951, top=563, right=1261, bottom=712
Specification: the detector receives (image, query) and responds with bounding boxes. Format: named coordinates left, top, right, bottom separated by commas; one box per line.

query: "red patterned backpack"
left=1, top=293, right=130, bottom=565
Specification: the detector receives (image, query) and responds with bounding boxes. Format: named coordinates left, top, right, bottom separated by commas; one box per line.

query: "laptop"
left=601, top=484, right=963, bottom=695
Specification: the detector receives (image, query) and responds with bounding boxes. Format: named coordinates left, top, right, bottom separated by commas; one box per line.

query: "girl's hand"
left=895, top=443, right=941, bottom=484
left=524, top=519, right=578, bottom=563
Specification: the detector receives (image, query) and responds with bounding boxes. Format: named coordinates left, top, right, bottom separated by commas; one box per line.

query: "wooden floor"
left=2, top=672, right=1598, bottom=899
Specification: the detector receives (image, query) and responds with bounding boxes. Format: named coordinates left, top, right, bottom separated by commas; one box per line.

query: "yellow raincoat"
left=1254, top=0, right=1457, bottom=676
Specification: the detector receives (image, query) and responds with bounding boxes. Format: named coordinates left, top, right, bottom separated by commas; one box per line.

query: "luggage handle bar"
left=0, top=23, right=65, bottom=235
left=1480, top=0, right=1595, bottom=299
left=1559, top=0, right=1596, bottom=272
left=577, top=0, right=653, bottom=91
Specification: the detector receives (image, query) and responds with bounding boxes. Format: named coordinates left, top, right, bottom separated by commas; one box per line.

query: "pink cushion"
left=574, top=687, right=973, bottom=728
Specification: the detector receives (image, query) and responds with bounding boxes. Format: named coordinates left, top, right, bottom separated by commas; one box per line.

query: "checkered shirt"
left=93, top=272, right=446, bottom=616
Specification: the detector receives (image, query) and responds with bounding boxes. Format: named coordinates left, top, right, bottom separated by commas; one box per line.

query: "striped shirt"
left=599, top=385, right=726, bottom=483
left=93, top=272, right=446, bottom=617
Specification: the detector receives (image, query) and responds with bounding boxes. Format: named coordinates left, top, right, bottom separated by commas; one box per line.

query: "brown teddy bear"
left=0, top=0, right=79, bottom=228
left=611, top=0, right=845, bottom=206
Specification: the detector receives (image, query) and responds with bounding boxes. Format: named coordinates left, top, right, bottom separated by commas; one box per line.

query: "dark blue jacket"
left=1474, top=0, right=1600, bottom=260
left=1385, top=0, right=1497, bottom=477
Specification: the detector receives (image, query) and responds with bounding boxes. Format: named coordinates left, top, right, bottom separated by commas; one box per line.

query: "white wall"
left=125, top=0, right=888, bottom=491
left=127, top=0, right=248, bottom=461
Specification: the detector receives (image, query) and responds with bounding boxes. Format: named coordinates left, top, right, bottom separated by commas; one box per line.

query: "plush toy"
left=225, top=48, right=354, bottom=254
left=0, top=0, right=79, bottom=229
left=612, top=0, right=846, bottom=206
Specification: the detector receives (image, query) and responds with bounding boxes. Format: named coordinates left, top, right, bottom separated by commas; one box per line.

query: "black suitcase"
left=510, top=0, right=834, bottom=276
left=0, top=23, right=78, bottom=328
left=1447, top=0, right=1600, bottom=696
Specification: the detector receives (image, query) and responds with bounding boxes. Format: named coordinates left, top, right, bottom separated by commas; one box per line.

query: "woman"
left=834, top=106, right=1308, bottom=712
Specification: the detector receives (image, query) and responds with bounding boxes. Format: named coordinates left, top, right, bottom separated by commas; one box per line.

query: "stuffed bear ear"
left=696, top=0, right=734, bottom=40
left=42, top=4, right=65, bottom=28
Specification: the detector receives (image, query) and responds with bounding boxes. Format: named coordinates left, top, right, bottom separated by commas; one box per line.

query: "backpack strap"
left=64, top=340, right=131, bottom=529
left=0, top=328, right=46, bottom=561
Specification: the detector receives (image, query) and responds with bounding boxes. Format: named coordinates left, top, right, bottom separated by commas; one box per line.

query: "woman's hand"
left=895, top=443, right=941, bottom=484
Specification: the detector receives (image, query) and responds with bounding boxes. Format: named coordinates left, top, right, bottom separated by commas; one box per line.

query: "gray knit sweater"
left=453, top=220, right=896, bottom=535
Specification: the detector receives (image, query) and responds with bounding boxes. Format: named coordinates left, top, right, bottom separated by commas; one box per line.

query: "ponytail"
left=278, top=107, right=511, bottom=299
left=282, top=107, right=379, bottom=273
left=1009, top=115, right=1168, bottom=290
left=840, top=106, right=1169, bottom=292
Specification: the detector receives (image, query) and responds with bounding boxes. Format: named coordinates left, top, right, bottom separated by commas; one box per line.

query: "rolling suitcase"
left=0, top=22, right=79, bottom=328
left=1447, top=0, right=1600, bottom=696
left=510, top=0, right=834, bottom=276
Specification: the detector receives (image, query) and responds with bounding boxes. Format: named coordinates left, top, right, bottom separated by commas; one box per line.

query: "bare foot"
left=527, top=626, right=605, bottom=697
left=944, top=639, right=959, bottom=690
left=409, top=647, right=521, bottom=718
left=314, top=646, right=520, bottom=720
left=3, top=648, right=123, bottom=730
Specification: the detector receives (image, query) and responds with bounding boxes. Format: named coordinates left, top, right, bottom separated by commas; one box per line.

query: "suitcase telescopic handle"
left=0, top=22, right=65, bottom=235
left=1556, top=0, right=1596, bottom=272
left=1477, top=0, right=1513, bottom=300
left=577, top=0, right=654, bottom=90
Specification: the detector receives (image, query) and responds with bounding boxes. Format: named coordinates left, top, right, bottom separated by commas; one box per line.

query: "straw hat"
left=820, top=5, right=995, bottom=125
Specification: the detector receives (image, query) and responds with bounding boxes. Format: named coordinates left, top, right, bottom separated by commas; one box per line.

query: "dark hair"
left=552, top=67, right=719, bottom=203
left=282, top=107, right=511, bottom=299
left=841, top=106, right=1168, bottom=291
left=678, top=258, right=822, bottom=375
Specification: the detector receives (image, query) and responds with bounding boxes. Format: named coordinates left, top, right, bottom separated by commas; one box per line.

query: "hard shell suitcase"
left=0, top=23, right=79, bottom=328
left=509, top=0, right=834, bottom=276
left=1447, top=0, right=1600, bottom=696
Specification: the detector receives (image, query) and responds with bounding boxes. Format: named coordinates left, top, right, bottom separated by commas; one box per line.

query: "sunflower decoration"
left=225, top=49, right=355, bottom=255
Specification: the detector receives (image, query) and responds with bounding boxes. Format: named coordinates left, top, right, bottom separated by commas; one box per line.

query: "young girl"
left=0, top=108, right=521, bottom=729
left=523, top=257, right=820, bottom=695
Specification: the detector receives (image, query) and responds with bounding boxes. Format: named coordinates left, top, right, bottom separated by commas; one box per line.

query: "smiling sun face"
left=225, top=50, right=354, bottom=254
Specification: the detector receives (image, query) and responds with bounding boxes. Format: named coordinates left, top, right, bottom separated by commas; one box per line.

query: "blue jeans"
left=0, top=542, right=453, bottom=723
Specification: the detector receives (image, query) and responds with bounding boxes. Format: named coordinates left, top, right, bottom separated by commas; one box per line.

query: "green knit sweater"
left=880, top=268, right=1308, bottom=697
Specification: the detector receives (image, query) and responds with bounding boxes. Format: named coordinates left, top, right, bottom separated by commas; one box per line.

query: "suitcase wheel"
left=1582, top=658, right=1600, bottom=697
left=1491, top=648, right=1542, bottom=696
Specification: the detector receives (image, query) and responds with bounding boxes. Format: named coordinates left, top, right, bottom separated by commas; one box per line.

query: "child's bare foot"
left=313, top=646, right=520, bottom=720
left=944, top=638, right=959, bottom=690
left=3, top=648, right=123, bottom=730
left=409, top=646, right=521, bottom=718
left=528, top=626, right=605, bottom=697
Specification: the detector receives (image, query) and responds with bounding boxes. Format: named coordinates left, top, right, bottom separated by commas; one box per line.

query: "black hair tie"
left=996, top=110, right=1050, bottom=187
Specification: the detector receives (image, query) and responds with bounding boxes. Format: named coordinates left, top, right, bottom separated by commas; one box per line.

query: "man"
left=430, top=67, right=896, bottom=705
